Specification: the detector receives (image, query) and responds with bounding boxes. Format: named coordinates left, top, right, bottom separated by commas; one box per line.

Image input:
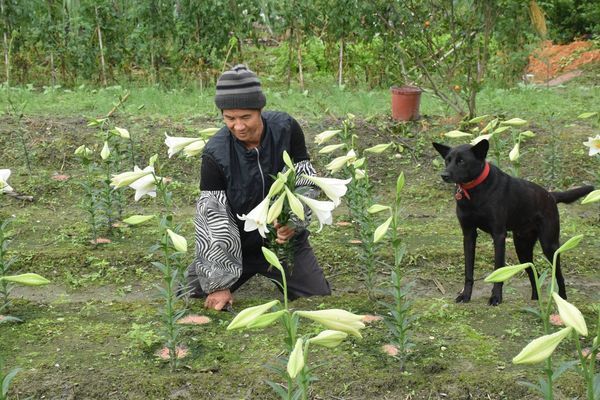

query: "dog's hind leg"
left=539, top=227, right=567, bottom=299
left=514, top=232, right=538, bottom=300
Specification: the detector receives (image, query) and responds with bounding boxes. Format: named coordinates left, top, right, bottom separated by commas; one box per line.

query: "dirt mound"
left=526, top=40, right=600, bottom=83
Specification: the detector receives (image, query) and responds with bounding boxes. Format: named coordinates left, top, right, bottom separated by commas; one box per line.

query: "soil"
left=526, top=40, right=600, bottom=83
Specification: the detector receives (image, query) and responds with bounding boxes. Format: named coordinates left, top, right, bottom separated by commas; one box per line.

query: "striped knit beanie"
left=215, top=64, right=266, bottom=110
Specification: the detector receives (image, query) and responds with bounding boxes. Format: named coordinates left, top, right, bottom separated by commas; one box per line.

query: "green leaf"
left=2, top=367, right=22, bottom=397
left=0, top=273, right=50, bottom=286
left=123, top=215, right=155, bottom=225
left=555, top=234, right=584, bottom=256
left=577, top=112, right=597, bottom=119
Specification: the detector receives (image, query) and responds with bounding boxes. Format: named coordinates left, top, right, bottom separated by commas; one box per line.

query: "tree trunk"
left=50, top=51, right=56, bottom=87
left=338, top=38, right=344, bottom=87
left=1, top=0, right=9, bottom=86
left=286, top=28, right=292, bottom=90
left=297, top=32, right=304, bottom=91
left=95, top=7, right=107, bottom=87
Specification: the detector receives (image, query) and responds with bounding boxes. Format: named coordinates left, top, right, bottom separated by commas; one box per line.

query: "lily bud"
left=552, top=293, right=587, bottom=336
left=285, top=187, right=305, bottom=221
left=0, top=169, right=13, bottom=193
left=267, top=194, right=285, bottom=224
left=513, top=327, right=572, bottom=364
left=227, top=300, right=280, bottom=330
left=123, top=215, right=155, bottom=225
left=261, top=247, right=284, bottom=275
left=509, top=143, right=520, bottom=162
left=484, top=263, right=533, bottom=283
left=367, top=204, right=390, bottom=214
left=101, top=141, right=111, bottom=160
left=364, top=143, right=392, bottom=154
left=581, top=189, right=600, bottom=204
left=373, top=216, right=392, bottom=243
left=113, top=127, right=130, bottom=139
left=0, top=273, right=50, bottom=286
left=287, top=338, right=305, bottom=379
left=246, top=310, right=287, bottom=329
left=444, top=130, right=472, bottom=138
left=167, top=229, right=187, bottom=253
left=501, top=118, right=528, bottom=127
left=295, top=309, right=365, bottom=338
left=308, top=330, right=348, bottom=348
left=314, top=129, right=341, bottom=145
left=318, top=143, right=345, bottom=154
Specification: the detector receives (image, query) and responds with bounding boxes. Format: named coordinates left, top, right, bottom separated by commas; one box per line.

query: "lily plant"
left=485, top=235, right=599, bottom=399
left=368, top=173, right=414, bottom=368
left=446, top=115, right=535, bottom=176
left=1, top=176, right=50, bottom=321
left=581, top=122, right=600, bottom=205
left=111, top=157, right=189, bottom=371
left=227, top=246, right=365, bottom=400
left=315, top=114, right=395, bottom=298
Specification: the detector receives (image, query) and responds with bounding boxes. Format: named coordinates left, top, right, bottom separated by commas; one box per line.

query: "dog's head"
left=432, top=140, right=489, bottom=184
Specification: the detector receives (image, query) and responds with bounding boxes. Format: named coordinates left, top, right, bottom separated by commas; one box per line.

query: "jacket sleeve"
left=191, top=190, right=242, bottom=293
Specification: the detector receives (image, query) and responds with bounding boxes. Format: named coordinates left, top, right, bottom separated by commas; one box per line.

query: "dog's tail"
left=550, top=185, right=595, bottom=204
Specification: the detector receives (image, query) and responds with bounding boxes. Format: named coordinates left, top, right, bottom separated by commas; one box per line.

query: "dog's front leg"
left=457, top=227, right=477, bottom=303
left=489, top=231, right=507, bottom=306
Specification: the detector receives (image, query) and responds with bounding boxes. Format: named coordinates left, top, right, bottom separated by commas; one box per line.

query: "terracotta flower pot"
left=390, top=85, right=422, bottom=121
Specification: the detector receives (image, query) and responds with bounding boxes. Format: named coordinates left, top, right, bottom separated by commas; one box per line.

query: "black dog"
left=433, top=139, right=593, bottom=305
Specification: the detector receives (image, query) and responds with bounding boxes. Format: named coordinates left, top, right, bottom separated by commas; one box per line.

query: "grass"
left=0, top=77, right=598, bottom=399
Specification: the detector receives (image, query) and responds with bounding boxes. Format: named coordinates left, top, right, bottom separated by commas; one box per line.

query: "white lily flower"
left=552, top=292, right=587, bottom=336
left=295, top=309, right=365, bottom=338
left=583, top=135, right=600, bottom=156
left=113, top=127, right=130, bottom=139
left=297, top=194, right=334, bottom=232
left=326, top=150, right=357, bottom=173
left=301, top=175, right=351, bottom=206
left=182, top=139, right=206, bottom=157
left=101, top=141, right=111, bottom=160
left=314, top=129, right=341, bottom=145
left=0, top=169, right=13, bottom=193
left=287, top=338, right=305, bottom=379
left=111, top=165, right=154, bottom=188
left=129, top=167, right=158, bottom=201
left=237, top=196, right=271, bottom=238
left=167, top=229, right=188, bottom=253
left=164, top=133, right=205, bottom=158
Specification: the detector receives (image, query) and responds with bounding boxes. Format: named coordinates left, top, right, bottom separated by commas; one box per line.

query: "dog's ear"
left=471, top=139, right=489, bottom=160
left=432, top=142, right=450, bottom=158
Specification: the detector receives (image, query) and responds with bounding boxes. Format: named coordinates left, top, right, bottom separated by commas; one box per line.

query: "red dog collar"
left=455, top=162, right=490, bottom=200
